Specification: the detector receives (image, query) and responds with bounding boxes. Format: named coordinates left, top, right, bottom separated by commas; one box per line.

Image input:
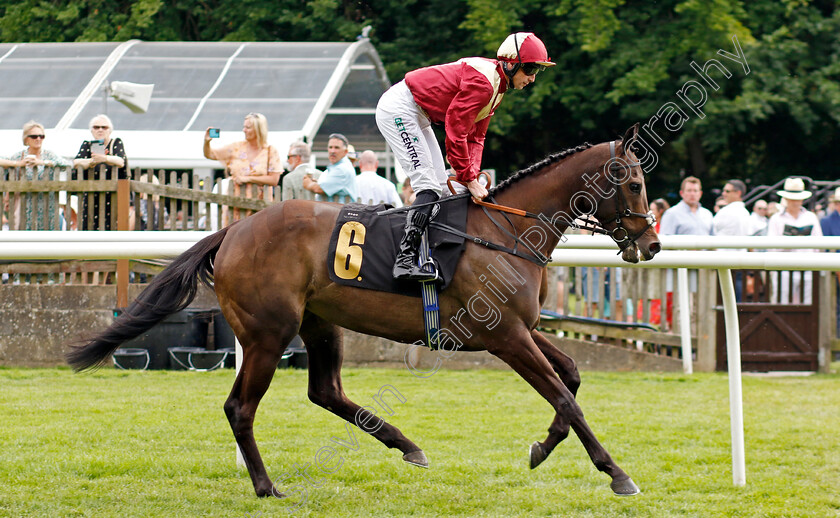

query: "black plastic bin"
left=168, top=346, right=228, bottom=371
left=116, top=308, right=215, bottom=369
left=213, top=311, right=236, bottom=350
left=113, top=348, right=150, bottom=370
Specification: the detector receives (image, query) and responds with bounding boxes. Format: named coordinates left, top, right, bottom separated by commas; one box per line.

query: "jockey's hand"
left=466, top=178, right=488, bottom=199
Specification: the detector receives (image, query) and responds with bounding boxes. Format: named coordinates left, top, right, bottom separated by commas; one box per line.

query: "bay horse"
left=67, top=124, right=660, bottom=498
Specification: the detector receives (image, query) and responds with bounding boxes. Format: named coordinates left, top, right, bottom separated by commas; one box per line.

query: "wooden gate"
left=715, top=270, right=820, bottom=372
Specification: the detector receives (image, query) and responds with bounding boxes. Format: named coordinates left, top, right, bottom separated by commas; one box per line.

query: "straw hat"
left=346, top=144, right=358, bottom=164
left=776, top=177, right=812, bottom=200
left=829, top=187, right=840, bottom=202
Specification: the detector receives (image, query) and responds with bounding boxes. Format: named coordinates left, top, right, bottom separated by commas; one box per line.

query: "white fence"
left=2, top=232, right=839, bottom=487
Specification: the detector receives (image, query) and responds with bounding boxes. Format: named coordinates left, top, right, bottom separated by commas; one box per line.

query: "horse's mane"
left=489, top=142, right=595, bottom=196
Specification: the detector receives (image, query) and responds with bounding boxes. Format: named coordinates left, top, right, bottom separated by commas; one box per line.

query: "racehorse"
left=67, top=124, right=660, bottom=498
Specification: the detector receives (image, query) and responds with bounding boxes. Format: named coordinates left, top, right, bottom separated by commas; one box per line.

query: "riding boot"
left=393, top=209, right=436, bottom=281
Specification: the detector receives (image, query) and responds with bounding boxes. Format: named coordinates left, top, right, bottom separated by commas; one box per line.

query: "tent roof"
left=0, top=40, right=391, bottom=168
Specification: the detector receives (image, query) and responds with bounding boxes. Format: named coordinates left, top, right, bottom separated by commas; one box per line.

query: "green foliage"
left=0, top=367, right=838, bottom=516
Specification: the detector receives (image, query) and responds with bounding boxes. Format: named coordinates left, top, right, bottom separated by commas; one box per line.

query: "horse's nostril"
left=649, top=242, right=661, bottom=256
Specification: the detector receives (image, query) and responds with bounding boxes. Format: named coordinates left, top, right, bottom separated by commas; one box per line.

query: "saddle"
left=327, top=199, right=469, bottom=298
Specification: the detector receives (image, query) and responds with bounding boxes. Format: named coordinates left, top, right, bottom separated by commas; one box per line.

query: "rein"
left=377, top=139, right=655, bottom=265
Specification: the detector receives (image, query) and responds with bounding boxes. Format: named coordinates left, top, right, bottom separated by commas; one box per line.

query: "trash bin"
left=168, top=346, right=228, bottom=371
left=113, top=348, right=150, bottom=370
left=218, top=347, right=237, bottom=369
left=284, top=336, right=307, bottom=369
left=116, top=308, right=215, bottom=369
left=213, top=311, right=236, bottom=350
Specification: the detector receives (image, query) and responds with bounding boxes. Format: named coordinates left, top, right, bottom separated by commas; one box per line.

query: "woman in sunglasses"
left=72, top=114, right=127, bottom=230
left=376, top=32, right=554, bottom=281
left=0, top=120, right=71, bottom=230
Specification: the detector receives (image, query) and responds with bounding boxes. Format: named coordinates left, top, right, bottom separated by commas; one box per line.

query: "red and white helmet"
left=497, top=32, right=554, bottom=69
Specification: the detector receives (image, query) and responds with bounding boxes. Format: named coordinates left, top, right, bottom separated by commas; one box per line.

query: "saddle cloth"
left=327, top=199, right=468, bottom=297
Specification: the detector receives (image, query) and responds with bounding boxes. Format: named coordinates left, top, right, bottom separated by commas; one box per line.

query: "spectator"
left=281, top=140, right=321, bottom=201
left=713, top=180, right=751, bottom=237
left=376, top=32, right=554, bottom=281
left=713, top=196, right=727, bottom=214
left=820, top=187, right=840, bottom=336
left=303, top=133, right=357, bottom=202
left=767, top=177, right=823, bottom=304
left=659, top=176, right=713, bottom=236
left=73, top=114, right=126, bottom=230
left=820, top=187, right=840, bottom=236
left=749, top=199, right=770, bottom=236
left=401, top=176, right=416, bottom=206
left=203, top=112, right=282, bottom=226
left=659, top=176, right=712, bottom=328
left=1, top=121, right=71, bottom=230
left=355, top=150, right=403, bottom=207
left=650, top=198, right=670, bottom=233
left=203, top=112, right=282, bottom=191
left=346, top=144, right=359, bottom=169
left=713, top=179, right=752, bottom=300
left=767, top=201, right=780, bottom=218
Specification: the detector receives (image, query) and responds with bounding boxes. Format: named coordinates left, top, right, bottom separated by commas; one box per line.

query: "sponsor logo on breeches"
left=394, top=117, right=421, bottom=169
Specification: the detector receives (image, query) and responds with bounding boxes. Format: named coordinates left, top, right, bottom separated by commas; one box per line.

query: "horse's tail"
left=66, top=226, right=232, bottom=372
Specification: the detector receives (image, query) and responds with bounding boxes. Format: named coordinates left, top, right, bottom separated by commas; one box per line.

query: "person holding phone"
left=73, top=114, right=127, bottom=230
left=0, top=120, right=71, bottom=230
left=202, top=113, right=282, bottom=188
left=203, top=112, right=282, bottom=226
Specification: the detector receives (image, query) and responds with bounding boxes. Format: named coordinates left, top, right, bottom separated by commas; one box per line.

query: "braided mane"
left=489, top=142, right=594, bottom=196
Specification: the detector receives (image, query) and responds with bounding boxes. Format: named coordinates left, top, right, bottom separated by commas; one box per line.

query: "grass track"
left=1, top=366, right=838, bottom=517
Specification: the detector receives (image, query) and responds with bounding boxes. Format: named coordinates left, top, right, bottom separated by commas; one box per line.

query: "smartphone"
left=90, top=139, right=105, bottom=155
left=208, top=128, right=220, bottom=138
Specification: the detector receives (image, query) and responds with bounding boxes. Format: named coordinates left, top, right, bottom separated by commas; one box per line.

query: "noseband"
left=576, top=140, right=655, bottom=251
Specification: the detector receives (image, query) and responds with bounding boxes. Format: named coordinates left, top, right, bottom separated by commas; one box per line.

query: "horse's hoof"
left=611, top=477, right=640, bottom=496
left=529, top=441, right=547, bottom=469
left=403, top=450, right=429, bottom=468
left=256, top=485, right=285, bottom=498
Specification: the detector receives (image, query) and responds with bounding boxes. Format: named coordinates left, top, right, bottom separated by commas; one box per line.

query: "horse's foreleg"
left=529, top=330, right=580, bottom=469
left=490, top=329, right=639, bottom=495
left=299, top=314, right=427, bottom=467
left=223, top=329, right=289, bottom=498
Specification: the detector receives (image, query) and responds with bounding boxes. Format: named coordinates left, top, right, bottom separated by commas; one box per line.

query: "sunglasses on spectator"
left=26, top=134, right=45, bottom=139
left=92, top=125, right=110, bottom=130
left=522, top=63, right=547, bottom=75
left=287, top=154, right=299, bottom=159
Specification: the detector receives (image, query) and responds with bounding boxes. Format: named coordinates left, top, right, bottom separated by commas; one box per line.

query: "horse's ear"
left=620, top=123, right=640, bottom=153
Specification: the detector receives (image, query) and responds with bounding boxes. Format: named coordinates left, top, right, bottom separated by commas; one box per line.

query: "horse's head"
left=588, top=124, right=661, bottom=263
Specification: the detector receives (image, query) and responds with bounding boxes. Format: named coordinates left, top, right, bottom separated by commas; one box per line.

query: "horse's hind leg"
left=529, top=330, right=581, bottom=469
left=490, top=328, right=639, bottom=495
left=223, top=327, right=292, bottom=498
left=299, top=312, right=427, bottom=467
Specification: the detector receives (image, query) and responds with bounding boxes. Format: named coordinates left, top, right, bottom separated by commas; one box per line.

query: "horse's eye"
left=629, top=182, right=642, bottom=194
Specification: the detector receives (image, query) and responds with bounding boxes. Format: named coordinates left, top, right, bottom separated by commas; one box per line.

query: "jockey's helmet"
left=497, top=33, right=555, bottom=78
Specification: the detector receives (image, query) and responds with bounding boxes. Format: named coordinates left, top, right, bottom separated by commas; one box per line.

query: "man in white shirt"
left=354, top=150, right=403, bottom=207
left=749, top=199, right=769, bottom=235
left=713, top=179, right=752, bottom=238
left=712, top=179, right=752, bottom=300
left=767, top=177, right=823, bottom=304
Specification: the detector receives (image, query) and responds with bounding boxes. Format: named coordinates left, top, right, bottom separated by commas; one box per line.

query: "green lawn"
left=1, top=366, right=838, bottom=517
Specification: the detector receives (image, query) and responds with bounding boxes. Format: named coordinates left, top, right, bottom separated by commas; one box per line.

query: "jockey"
left=376, top=32, right=554, bottom=281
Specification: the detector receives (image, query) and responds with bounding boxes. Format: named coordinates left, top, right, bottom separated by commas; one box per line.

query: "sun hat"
left=776, top=177, right=812, bottom=200
left=828, top=187, right=840, bottom=202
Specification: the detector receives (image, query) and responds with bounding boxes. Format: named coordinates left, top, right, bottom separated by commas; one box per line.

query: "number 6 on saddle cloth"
left=327, top=199, right=469, bottom=298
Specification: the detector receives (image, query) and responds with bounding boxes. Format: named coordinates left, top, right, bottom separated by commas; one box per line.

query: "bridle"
left=574, top=140, right=656, bottom=251
left=377, top=138, right=656, bottom=267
